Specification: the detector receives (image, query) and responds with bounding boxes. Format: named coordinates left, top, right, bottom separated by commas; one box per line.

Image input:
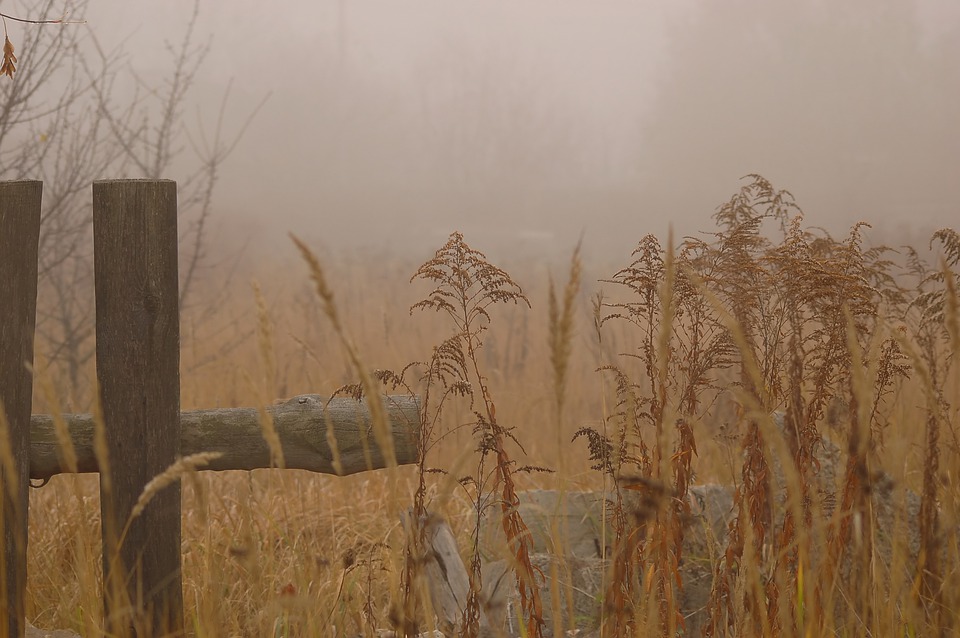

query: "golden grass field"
left=24, top=177, right=960, bottom=637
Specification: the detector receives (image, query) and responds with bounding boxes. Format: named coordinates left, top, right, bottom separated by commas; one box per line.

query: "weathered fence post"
left=0, top=180, right=42, bottom=638
left=30, top=394, right=422, bottom=479
left=93, top=179, right=183, bottom=636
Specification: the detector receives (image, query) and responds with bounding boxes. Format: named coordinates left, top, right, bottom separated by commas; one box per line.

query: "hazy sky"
left=79, top=0, right=960, bottom=261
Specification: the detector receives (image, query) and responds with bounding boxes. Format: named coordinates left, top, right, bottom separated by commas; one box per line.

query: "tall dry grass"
left=21, top=175, right=960, bottom=636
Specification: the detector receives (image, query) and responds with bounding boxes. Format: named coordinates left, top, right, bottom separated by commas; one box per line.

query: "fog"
left=86, top=0, right=959, bottom=262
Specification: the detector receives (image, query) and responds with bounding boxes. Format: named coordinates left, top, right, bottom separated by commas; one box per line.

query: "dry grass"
left=22, top=175, right=960, bottom=636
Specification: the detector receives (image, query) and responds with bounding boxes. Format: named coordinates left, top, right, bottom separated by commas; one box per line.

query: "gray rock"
left=484, top=481, right=939, bottom=636
left=482, top=487, right=734, bottom=636
left=25, top=622, right=80, bottom=638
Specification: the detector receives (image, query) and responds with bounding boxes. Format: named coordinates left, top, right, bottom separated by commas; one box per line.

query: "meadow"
left=24, top=176, right=960, bottom=636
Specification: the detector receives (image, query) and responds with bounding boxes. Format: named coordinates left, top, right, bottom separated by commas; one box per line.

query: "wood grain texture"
left=29, top=394, right=421, bottom=479
left=0, top=180, right=42, bottom=638
left=406, top=512, right=494, bottom=634
left=93, top=179, right=183, bottom=636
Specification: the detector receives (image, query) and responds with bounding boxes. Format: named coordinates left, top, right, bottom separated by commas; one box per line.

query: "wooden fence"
left=0, top=179, right=420, bottom=637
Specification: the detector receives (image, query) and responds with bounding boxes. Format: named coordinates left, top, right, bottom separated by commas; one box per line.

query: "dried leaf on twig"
left=1, top=35, right=17, bottom=78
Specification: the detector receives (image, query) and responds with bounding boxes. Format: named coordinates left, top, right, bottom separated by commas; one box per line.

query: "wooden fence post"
left=0, top=180, right=42, bottom=638
left=30, top=394, right=422, bottom=479
left=93, top=179, right=183, bottom=636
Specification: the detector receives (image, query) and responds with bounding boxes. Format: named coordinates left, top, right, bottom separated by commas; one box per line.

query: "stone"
left=25, top=622, right=80, bottom=638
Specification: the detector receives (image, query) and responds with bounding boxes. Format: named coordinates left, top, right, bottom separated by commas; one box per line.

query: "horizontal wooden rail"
left=29, top=394, right=420, bottom=480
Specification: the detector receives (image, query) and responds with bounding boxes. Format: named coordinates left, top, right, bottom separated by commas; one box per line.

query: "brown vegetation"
left=24, top=175, right=960, bottom=636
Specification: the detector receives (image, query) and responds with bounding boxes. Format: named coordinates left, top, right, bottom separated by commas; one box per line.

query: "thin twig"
left=0, top=12, right=85, bottom=25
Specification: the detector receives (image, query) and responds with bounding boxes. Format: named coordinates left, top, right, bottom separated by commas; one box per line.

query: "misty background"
left=20, top=0, right=960, bottom=262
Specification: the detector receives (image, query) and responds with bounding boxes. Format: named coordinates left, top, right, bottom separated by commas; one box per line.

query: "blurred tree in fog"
left=640, top=0, right=960, bottom=230
left=416, top=44, right=579, bottom=230
left=0, top=1, right=256, bottom=400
